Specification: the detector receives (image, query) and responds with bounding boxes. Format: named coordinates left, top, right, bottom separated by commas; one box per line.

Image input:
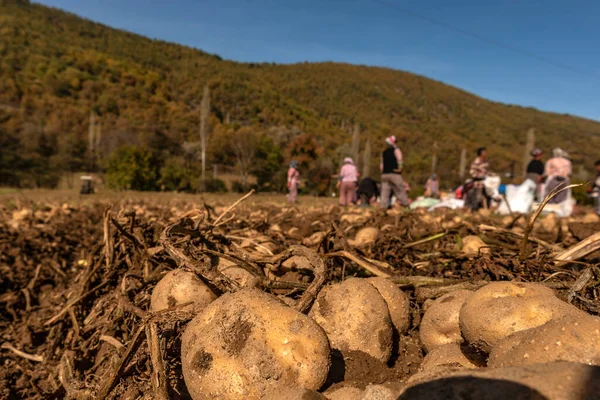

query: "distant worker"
left=338, top=157, right=359, bottom=206
left=424, top=174, right=440, bottom=199
left=526, top=148, right=545, bottom=182
left=357, top=177, right=379, bottom=207
left=589, top=160, right=600, bottom=214
left=379, top=135, right=410, bottom=208
left=287, top=160, right=300, bottom=204
left=465, top=147, right=489, bottom=211
left=526, top=148, right=544, bottom=201
left=544, top=148, right=571, bottom=204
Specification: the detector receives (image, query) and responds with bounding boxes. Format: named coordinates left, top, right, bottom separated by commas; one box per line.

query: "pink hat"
left=385, top=135, right=397, bottom=146
left=343, top=157, right=354, bottom=164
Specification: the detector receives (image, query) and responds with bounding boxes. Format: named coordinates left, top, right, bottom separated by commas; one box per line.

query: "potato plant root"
left=1, top=194, right=600, bottom=399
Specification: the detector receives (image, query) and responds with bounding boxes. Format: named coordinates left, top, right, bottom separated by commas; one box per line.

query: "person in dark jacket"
left=379, top=136, right=410, bottom=208
left=357, top=177, right=379, bottom=206
left=526, top=148, right=544, bottom=182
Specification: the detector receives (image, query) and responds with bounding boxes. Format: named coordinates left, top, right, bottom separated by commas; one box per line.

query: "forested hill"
left=1, top=1, right=599, bottom=190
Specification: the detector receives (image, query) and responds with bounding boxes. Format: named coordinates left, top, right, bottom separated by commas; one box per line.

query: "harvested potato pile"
left=181, top=289, right=330, bottom=399
left=488, top=314, right=600, bottom=367
left=150, top=269, right=217, bottom=312
left=4, top=193, right=600, bottom=400
left=309, top=278, right=394, bottom=362
left=420, top=290, right=473, bottom=352
left=459, top=282, right=580, bottom=351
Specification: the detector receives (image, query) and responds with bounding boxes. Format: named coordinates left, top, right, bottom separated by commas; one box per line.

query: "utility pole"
left=351, top=123, right=360, bottom=166
left=199, top=85, right=210, bottom=187
left=459, top=148, right=467, bottom=180
left=362, top=138, right=371, bottom=178
left=88, top=111, right=96, bottom=172
left=523, top=128, right=535, bottom=179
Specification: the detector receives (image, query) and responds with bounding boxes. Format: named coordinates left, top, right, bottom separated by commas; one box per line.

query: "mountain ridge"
left=1, top=1, right=599, bottom=189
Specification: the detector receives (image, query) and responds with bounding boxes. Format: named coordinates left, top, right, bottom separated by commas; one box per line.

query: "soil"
left=0, top=193, right=599, bottom=399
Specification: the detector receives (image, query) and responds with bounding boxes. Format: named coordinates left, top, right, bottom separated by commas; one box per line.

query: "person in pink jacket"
left=287, top=160, right=300, bottom=203
left=338, top=157, right=359, bottom=206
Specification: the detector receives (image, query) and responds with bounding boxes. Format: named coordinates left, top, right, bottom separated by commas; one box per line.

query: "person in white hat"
left=379, top=135, right=410, bottom=208
left=338, top=157, right=359, bottom=206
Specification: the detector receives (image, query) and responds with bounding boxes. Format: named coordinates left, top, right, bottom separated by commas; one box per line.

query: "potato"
left=181, top=289, right=330, bottom=399
left=419, top=290, right=474, bottom=353
left=348, top=227, right=379, bottom=246
left=302, top=231, right=326, bottom=247
left=488, top=314, right=600, bottom=368
left=399, top=361, right=600, bottom=400
left=367, top=277, right=411, bottom=334
left=460, top=235, right=490, bottom=256
left=538, top=213, right=559, bottom=233
left=459, top=282, right=580, bottom=352
left=420, top=343, right=481, bottom=371
left=262, top=387, right=326, bottom=400
left=326, top=386, right=363, bottom=400
left=150, top=269, right=217, bottom=312
left=340, top=214, right=367, bottom=225
left=327, top=385, right=397, bottom=400
left=309, top=278, right=393, bottom=362
left=216, top=258, right=261, bottom=288
left=581, top=213, right=600, bottom=223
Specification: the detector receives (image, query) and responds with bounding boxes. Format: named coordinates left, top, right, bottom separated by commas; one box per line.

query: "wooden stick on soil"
left=96, top=325, right=146, bottom=400
left=567, top=268, right=594, bottom=303
left=479, top=224, right=561, bottom=251
left=403, top=232, right=446, bottom=249
left=265, top=246, right=327, bottom=314
left=519, top=183, right=582, bottom=261
left=103, top=206, right=114, bottom=269
left=146, top=322, right=169, bottom=400
left=555, top=231, right=600, bottom=264
left=213, top=189, right=255, bottom=227
left=44, top=281, right=109, bottom=326
left=1, top=342, right=44, bottom=363
left=324, top=250, right=390, bottom=278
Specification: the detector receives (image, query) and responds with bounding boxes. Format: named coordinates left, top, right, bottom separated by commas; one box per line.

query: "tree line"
left=2, top=2, right=600, bottom=192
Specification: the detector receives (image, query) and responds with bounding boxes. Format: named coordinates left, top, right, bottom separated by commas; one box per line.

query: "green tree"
left=252, top=133, right=283, bottom=190
left=104, top=146, right=158, bottom=190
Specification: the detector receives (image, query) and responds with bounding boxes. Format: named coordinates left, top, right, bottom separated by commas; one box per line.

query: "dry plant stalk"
left=555, top=231, right=600, bottom=264
left=519, top=183, right=582, bottom=261
left=146, top=322, right=169, bottom=400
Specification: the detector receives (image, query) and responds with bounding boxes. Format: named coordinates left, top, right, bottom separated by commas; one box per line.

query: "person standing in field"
left=379, top=135, right=410, bottom=208
left=589, top=160, right=600, bottom=214
left=544, top=148, right=572, bottom=204
left=424, top=174, right=440, bottom=198
left=465, top=147, right=489, bottom=211
left=526, top=148, right=544, bottom=201
left=287, top=160, right=300, bottom=204
left=338, top=157, right=359, bottom=206
left=526, top=148, right=544, bottom=182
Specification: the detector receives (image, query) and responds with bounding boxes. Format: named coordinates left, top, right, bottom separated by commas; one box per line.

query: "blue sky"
left=35, top=0, right=600, bottom=121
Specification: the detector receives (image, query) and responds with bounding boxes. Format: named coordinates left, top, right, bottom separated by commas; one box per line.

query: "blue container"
left=498, top=184, right=507, bottom=195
